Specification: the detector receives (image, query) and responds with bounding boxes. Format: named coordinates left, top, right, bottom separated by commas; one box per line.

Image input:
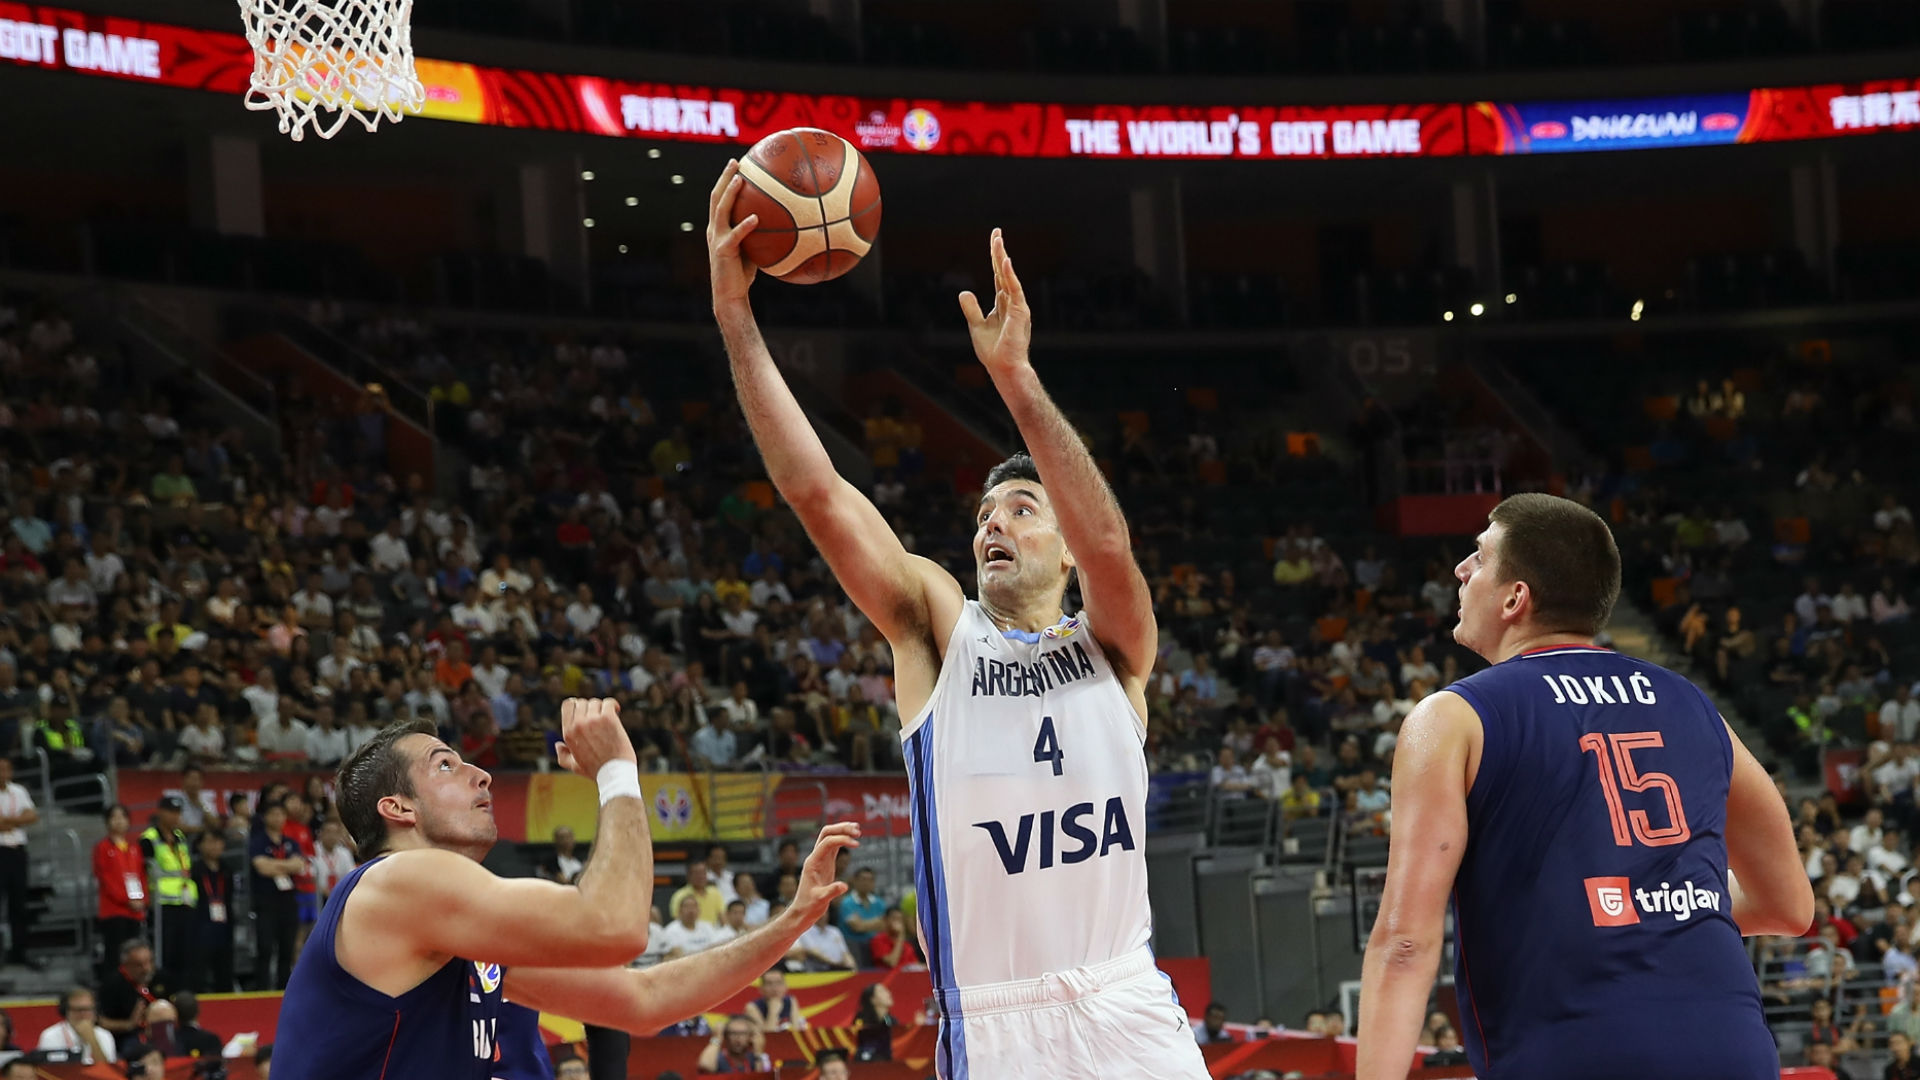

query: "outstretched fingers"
left=957, top=289, right=986, bottom=326
left=707, top=159, right=739, bottom=220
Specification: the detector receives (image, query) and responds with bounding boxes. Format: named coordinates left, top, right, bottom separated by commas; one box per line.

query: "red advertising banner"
left=0, top=4, right=1461, bottom=159
left=4, top=4, right=1917, bottom=162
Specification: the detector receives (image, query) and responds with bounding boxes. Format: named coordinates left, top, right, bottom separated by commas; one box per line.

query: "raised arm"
left=508, top=824, right=859, bottom=1032
left=960, top=230, right=1155, bottom=679
left=706, top=162, right=959, bottom=644
left=1724, top=718, right=1814, bottom=936
left=348, top=699, right=654, bottom=970
left=1355, top=691, right=1478, bottom=1080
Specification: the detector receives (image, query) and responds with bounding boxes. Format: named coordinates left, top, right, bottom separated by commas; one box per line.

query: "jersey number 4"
left=1578, top=731, right=1690, bottom=847
left=1034, top=716, right=1064, bottom=776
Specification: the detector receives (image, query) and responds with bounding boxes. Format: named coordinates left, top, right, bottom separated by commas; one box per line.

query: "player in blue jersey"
left=1355, top=494, right=1813, bottom=1080
left=273, top=699, right=858, bottom=1080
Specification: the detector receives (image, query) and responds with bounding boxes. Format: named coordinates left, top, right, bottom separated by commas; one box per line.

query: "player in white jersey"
left=707, top=163, right=1207, bottom=1080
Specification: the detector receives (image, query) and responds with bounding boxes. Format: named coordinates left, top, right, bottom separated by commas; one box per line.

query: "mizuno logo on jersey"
left=970, top=643, right=1097, bottom=698
left=972, top=797, right=1136, bottom=874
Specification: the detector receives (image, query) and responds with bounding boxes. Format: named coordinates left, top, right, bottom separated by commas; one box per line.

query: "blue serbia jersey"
left=273, top=857, right=512, bottom=1080
left=1443, top=645, right=1775, bottom=1080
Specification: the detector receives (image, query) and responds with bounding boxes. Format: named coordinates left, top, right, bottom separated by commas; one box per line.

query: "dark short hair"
left=1487, top=493, right=1621, bottom=637
left=255, top=1044, right=273, bottom=1065
left=103, top=802, right=129, bottom=826
left=172, top=990, right=200, bottom=1024
left=983, top=452, right=1040, bottom=493
left=336, top=718, right=438, bottom=855
left=1206, top=1001, right=1227, bottom=1014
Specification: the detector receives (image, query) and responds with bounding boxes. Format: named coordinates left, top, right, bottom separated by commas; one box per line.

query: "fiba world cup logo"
left=903, top=108, right=941, bottom=151
left=655, top=787, right=694, bottom=827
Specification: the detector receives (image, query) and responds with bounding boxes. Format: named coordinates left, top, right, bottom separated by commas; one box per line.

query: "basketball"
left=730, top=127, right=882, bottom=285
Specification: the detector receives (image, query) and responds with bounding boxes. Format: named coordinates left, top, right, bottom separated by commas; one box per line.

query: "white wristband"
left=597, top=760, right=642, bottom=806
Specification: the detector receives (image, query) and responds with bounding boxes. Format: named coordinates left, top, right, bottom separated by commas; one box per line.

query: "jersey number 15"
left=1578, top=731, right=1690, bottom=847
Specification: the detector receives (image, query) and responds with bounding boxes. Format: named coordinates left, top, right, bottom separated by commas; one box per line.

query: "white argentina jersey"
left=903, top=600, right=1153, bottom=990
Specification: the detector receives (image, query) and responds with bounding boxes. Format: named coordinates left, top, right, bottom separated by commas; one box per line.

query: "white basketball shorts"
left=930, top=949, right=1211, bottom=1080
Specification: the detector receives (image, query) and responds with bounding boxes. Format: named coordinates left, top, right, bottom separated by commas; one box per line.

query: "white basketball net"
left=236, top=0, right=426, bottom=141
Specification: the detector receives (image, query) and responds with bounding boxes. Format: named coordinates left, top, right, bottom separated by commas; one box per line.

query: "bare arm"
left=962, top=231, right=1155, bottom=678
left=1724, top=718, right=1815, bottom=936
left=706, top=162, right=957, bottom=643
left=354, top=699, right=654, bottom=969
left=1355, top=691, right=1477, bottom=1080
left=510, top=824, right=859, bottom=1032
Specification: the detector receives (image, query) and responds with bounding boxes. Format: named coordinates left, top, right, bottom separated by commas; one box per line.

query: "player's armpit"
left=1723, top=718, right=1815, bottom=936
left=1356, top=690, right=1478, bottom=1080
left=355, top=849, right=650, bottom=969
left=787, top=477, right=962, bottom=642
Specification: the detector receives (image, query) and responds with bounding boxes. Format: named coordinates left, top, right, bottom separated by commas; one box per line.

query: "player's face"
left=820, top=1061, right=850, bottom=1080
left=973, top=481, right=1072, bottom=606
left=400, top=734, right=497, bottom=856
left=1452, top=523, right=1513, bottom=658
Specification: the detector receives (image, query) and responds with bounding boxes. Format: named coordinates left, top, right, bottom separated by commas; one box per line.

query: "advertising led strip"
left=1, top=4, right=1917, bottom=160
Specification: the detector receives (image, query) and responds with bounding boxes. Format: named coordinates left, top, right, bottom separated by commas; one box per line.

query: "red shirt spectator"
left=869, top=909, right=923, bottom=969
left=92, top=831, right=145, bottom=921
left=459, top=719, right=499, bottom=770
left=281, top=817, right=316, bottom=897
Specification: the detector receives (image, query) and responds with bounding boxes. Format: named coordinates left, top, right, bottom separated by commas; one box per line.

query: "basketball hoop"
left=236, top=0, right=426, bottom=141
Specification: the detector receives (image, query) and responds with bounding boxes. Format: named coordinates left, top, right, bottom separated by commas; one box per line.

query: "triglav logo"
left=1584, top=876, right=1638, bottom=926
left=1585, top=876, right=1724, bottom=927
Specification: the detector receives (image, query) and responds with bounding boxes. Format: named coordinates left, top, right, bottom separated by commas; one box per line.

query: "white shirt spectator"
left=36, top=1020, right=115, bottom=1064
left=437, top=534, right=482, bottom=571
left=750, top=578, right=794, bottom=608
left=1419, top=578, right=1454, bottom=617
left=1795, top=591, right=1833, bottom=626
left=1828, top=870, right=1862, bottom=908
left=1210, top=762, right=1253, bottom=796
left=654, top=918, right=724, bottom=959
left=314, top=842, right=357, bottom=900
left=84, top=551, right=125, bottom=594
left=472, top=662, right=510, bottom=699
left=257, top=716, right=311, bottom=757
left=1877, top=756, right=1920, bottom=799
left=45, top=576, right=95, bottom=612
left=1870, top=842, right=1911, bottom=881
left=1252, top=642, right=1295, bottom=673
left=1884, top=699, right=1920, bottom=744
left=1373, top=696, right=1414, bottom=727
left=291, top=589, right=334, bottom=621
left=795, top=922, right=854, bottom=968
left=1398, top=658, right=1438, bottom=687
left=743, top=897, right=770, bottom=926
left=241, top=684, right=280, bottom=724
left=717, top=695, right=759, bottom=727
left=1714, top=516, right=1751, bottom=548
left=0, top=782, right=32, bottom=848
left=316, top=652, right=364, bottom=688
left=450, top=600, right=498, bottom=636
left=479, top=566, right=533, bottom=596
left=306, top=725, right=350, bottom=768
left=565, top=600, right=604, bottom=636
left=1831, top=590, right=1869, bottom=624
left=1877, top=503, right=1915, bottom=532
left=367, top=531, right=410, bottom=573
left=1249, top=752, right=1292, bottom=800
left=1854, top=823, right=1886, bottom=856
left=178, top=723, right=224, bottom=762
left=722, top=607, right=759, bottom=638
